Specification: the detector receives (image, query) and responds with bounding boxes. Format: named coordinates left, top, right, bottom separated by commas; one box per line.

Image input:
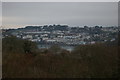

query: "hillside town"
left=2, top=24, right=118, bottom=46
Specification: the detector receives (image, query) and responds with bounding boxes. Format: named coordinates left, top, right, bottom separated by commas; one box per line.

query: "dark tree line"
left=2, top=36, right=38, bottom=54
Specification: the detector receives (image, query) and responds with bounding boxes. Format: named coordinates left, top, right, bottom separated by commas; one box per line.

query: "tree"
left=2, top=36, right=38, bottom=54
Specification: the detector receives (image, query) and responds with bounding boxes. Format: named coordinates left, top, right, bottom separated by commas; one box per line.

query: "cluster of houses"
left=2, top=25, right=118, bottom=45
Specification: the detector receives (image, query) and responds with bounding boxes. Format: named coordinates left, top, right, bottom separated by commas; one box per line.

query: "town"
left=2, top=24, right=118, bottom=46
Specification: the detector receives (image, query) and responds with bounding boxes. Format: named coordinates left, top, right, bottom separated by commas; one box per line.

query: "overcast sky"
left=2, top=2, right=118, bottom=29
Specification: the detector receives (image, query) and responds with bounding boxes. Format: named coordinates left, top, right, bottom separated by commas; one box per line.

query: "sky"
left=2, top=2, right=118, bottom=29
left=1, top=0, right=120, bottom=2
left=0, top=1, right=1, bottom=29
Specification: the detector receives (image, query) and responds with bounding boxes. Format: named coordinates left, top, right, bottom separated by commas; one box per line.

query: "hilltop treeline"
left=2, top=36, right=119, bottom=78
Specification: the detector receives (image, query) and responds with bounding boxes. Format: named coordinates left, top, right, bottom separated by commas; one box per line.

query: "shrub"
left=71, top=43, right=118, bottom=78
left=48, top=45, right=62, bottom=54
left=2, top=37, right=119, bottom=78
left=2, top=36, right=38, bottom=55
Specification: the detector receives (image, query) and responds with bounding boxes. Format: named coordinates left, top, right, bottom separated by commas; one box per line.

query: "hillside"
left=2, top=36, right=119, bottom=78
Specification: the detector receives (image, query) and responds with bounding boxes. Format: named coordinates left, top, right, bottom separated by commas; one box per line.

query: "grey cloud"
left=2, top=2, right=118, bottom=28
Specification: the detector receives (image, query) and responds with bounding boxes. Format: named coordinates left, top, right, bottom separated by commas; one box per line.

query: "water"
left=38, top=44, right=75, bottom=51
